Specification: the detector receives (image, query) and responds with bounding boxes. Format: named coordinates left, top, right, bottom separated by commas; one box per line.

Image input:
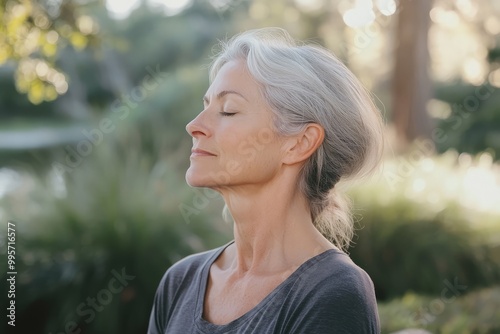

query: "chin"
left=185, top=168, right=211, bottom=188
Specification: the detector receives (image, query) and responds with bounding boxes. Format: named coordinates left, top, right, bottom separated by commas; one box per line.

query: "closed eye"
left=220, top=111, right=236, bottom=116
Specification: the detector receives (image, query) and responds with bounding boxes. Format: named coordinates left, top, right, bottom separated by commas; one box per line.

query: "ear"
left=282, top=123, right=324, bottom=165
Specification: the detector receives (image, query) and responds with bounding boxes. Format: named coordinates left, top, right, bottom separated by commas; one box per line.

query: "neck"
left=218, top=171, right=334, bottom=277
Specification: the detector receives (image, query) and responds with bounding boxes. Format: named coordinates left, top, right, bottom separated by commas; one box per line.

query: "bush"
left=348, top=149, right=500, bottom=300
left=0, top=126, right=229, bottom=334
left=378, top=286, right=500, bottom=333
left=433, top=81, right=500, bottom=160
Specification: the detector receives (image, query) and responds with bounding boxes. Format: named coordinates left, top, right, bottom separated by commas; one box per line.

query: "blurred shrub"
left=433, top=81, right=500, bottom=160
left=378, top=286, right=500, bottom=334
left=0, top=125, right=229, bottom=334
left=348, top=149, right=500, bottom=300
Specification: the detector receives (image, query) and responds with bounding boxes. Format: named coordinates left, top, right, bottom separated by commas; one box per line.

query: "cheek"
left=216, top=118, right=279, bottom=174
left=235, top=142, right=282, bottom=176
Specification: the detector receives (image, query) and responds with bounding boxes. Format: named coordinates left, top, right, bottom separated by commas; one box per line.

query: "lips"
left=191, top=148, right=216, bottom=156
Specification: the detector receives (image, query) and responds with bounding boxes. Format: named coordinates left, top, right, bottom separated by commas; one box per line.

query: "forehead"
left=206, top=59, right=262, bottom=102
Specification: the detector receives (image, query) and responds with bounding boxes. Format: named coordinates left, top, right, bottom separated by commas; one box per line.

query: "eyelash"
left=219, top=111, right=236, bottom=117
left=202, top=102, right=236, bottom=116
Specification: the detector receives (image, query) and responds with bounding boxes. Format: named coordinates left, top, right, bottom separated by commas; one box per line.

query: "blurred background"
left=0, top=0, right=499, bottom=333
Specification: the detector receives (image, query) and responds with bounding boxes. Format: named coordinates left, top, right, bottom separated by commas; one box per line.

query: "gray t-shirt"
left=147, top=240, right=380, bottom=333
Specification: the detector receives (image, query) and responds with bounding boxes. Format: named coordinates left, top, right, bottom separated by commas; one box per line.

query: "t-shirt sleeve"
left=285, top=269, right=380, bottom=334
left=146, top=250, right=216, bottom=334
left=147, top=271, right=169, bottom=334
left=147, top=258, right=190, bottom=334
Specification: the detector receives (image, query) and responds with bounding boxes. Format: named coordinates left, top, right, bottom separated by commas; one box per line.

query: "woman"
left=148, top=27, right=383, bottom=333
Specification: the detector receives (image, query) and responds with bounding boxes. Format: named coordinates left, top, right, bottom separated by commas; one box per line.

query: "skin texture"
left=185, top=59, right=337, bottom=325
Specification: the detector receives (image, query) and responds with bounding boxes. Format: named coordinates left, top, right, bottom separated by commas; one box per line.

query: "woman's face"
left=185, top=59, right=285, bottom=190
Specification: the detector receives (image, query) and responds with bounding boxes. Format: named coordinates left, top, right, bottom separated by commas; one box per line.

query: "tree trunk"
left=392, top=0, right=433, bottom=147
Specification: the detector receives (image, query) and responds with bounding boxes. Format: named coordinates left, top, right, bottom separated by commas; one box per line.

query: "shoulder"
left=147, top=242, right=230, bottom=334
left=321, top=250, right=376, bottom=297
left=296, top=250, right=376, bottom=297
left=310, top=250, right=377, bottom=311
left=156, top=243, right=226, bottom=292
left=284, top=250, right=380, bottom=333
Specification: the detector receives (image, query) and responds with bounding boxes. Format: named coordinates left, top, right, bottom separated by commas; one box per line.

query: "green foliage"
left=0, top=125, right=229, bottom=333
left=348, top=150, right=500, bottom=300
left=0, top=0, right=236, bottom=112
left=378, top=286, right=500, bottom=333
left=0, top=0, right=98, bottom=104
left=433, top=81, right=500, bottom=160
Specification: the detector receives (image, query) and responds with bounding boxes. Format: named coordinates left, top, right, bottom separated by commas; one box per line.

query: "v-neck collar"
left=193, top=240, right=343, bottom=333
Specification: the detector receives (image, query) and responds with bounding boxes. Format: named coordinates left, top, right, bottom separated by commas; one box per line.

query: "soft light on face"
left=185, top=60, right=283, bottom=191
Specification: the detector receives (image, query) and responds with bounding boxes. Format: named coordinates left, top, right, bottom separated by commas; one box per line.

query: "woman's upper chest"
left=202, top=265, right=288, bottom=326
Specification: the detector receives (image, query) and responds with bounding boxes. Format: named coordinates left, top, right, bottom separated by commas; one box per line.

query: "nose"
left=186, top=110, right=210, bottom=138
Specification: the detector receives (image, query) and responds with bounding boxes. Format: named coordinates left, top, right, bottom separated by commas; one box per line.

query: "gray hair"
left=209, top=28, right=384, bottom=251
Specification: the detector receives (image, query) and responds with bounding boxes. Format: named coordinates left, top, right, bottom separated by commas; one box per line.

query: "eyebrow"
left=203, top=90, right=248, bottom=104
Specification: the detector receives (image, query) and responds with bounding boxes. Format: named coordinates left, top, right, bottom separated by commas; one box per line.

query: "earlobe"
left=283, top=123, right=324, bottom=165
